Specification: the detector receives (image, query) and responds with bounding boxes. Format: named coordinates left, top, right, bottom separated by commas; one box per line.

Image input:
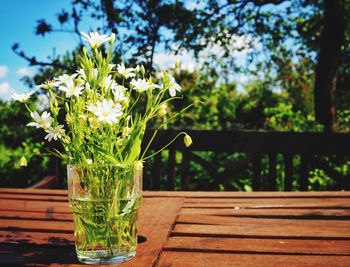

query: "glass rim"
left=67, top=162, right=137, bottom=169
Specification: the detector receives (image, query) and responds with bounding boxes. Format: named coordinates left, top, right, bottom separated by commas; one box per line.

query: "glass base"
left=77, top=249, right=136, bottom=265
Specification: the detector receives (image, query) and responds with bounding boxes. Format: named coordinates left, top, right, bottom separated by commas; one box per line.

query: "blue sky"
left=0, top=1, right=253, bottom=100
left=0, top=0, right=85, bottom=99
left=0, top=0, right=186, bottom=100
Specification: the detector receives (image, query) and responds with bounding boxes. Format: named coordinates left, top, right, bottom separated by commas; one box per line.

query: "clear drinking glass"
left=67, top=163, right=142, bottom=265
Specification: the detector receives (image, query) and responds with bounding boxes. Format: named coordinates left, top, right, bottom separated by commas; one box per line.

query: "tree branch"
left=12, top=44, right=74, bottom=72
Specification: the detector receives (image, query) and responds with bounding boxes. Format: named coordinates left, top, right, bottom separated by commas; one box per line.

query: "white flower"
left=44, top=125, right=65, bottom=142
left=85, top=82, right=91, bottom=91
left=27, top=111, right=52, bottom=129
left=131, top=79, right=150, bottom=92
left=81, top=32, right=112, bottom=49
left=108, top=64, right=115, bottom=71
left=77, top=69, right=87, bottom=80
left=112, top=84, right=128, bottom=102
left=150, top=83, right=161, bottom=89
left=168, top=76, right=181, bottom=97
left=58, top=79, right=84, bottom=98
left=77, top=68, right=97, bottom=81
left=117, top=63, right=135, bottom=79
left=101, top=75, right=114, bottom=89
left=89, top=99, right=123, bottom=124
left=11, top=91, right=34, bottom=102
left=36, top=80, right=60, bottom=89
left=55, top=74, right=78, bottom=85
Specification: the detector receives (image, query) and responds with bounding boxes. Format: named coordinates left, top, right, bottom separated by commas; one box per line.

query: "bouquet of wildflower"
left=13, top=32, right=193, bottom=263
left=13, top=32, right=192, bottom=167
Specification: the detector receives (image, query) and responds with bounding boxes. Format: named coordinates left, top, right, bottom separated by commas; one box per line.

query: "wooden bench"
left=29, top=175, right=58, bottom=189
left=144, top=130, right=350, bottom=191
left=35, top=130, right=350, bottom=191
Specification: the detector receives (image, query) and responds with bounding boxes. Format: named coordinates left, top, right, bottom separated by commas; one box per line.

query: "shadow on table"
left=0, top=235, right=147, bottom=265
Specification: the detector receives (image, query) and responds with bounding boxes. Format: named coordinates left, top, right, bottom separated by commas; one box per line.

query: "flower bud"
left=158, top=104, right=167, bottom=117
left=184, top=134, right=192, bottom=147
left=141, top=65, right=145, bottom=76
left=175, top=59, right=180, bottom=68
left=19, top=156, right=27, bottom=167
left=109, top=33, right=116, bottom=44
left=117, top=138, right=124, bottom=146
left=88, top=117, right=100, bottom=129
left=122, top=126, right=131, bottom=137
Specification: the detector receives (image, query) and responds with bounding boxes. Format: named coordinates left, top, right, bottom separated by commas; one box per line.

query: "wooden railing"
left=143, top=130, right=350, bottom=191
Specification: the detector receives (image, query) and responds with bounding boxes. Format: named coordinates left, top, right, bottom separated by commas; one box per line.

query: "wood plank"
left=300, top=154, right=311, bottom=191
left=158, top=251, right=350, bottom=267
left=0, top=193, right=67, bottom=202
left=0, top=231, right=74, bottom=247
left=0, top=199, right=70, bottom=213
left=130, top=197, right=183, bottom=267
left=167, top=150, right=176, bottom=190
left=0, top=197, right=183, bottom=267
left=183, top=198, right=350, bottom=208
left=1, top=189, right=350, bottom=198
left=177, top=214, right=350, bottom=227
left=0, top=210, right=72, bottom=221
left=180, top=208, right=350, bottom=218
left=184, top=197, right=350, bottom=204
left=165, top=236, right=350, bottom=255
left=143, top=191, right=350, bottom=198
left=2, top=192, right=350, bottom=202
left=173, top=217, right=350, bottom=238
left=0, top=188, right=67, bottom=195
left=181, top=150, right=191, bottom=190
left=152, top=153, right=162, bottom=190
left=268, top=153, right=277, bottom=191
left=252, top=154, right=262, bottom=191
left=0, top=219, right=74, bottom=232
left=29, top=175, right=58, bottom=189
left=144, top=130, right=350, bottom=154
left=284, top=153, right=294, bottom=191
left=0, top=246, right=79, bottom=265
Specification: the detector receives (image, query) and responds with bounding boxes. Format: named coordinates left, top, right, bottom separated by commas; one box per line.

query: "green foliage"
left=0, top=99, right=49, bottom=187
left=264, top=103, right=323, bottom=132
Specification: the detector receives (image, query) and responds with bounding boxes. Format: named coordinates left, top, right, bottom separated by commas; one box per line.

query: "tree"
left=314, top=0, right=346, bottom=132
left=165, top=0, right=350, bottom=131
left=13, top=0, right=350, bottom=132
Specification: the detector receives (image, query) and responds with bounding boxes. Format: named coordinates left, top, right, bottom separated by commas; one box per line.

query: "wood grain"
left=180, top=207, right=350, bottom=218
left=1, top=189, right=350, bottom=266
left=183, top=197, right=350, bottom=208
left=173, top=217, right=350, bottom=238
left=0, top=192, right=183, bottom=267
left=158, top=251, right=350, bottom=267
left=164, top=236, right=350, bottom=255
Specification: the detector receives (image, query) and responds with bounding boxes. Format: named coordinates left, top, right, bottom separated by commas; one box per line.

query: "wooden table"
left=0, top=189, right=350, bottom=266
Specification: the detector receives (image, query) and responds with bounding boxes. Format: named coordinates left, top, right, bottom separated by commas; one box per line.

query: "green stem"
left=141, top=132, right=187, bottom=161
